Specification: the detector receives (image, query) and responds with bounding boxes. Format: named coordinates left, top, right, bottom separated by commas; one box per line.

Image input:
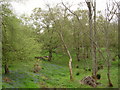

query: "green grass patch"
left=2, top=53, right=118, bottom=88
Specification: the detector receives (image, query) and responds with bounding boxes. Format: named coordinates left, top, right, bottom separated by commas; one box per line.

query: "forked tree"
left=104, top=0, right=117, bottom=87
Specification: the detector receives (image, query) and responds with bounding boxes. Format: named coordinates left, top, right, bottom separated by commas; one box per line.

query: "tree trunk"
left=73, top=26, right=80, bottom=62
left=118, top=6, right=120, bottom=59
left=83, top=47, right=87, bottom=69
left=59, top=32, right=73, bottom=81
left=86, top=47, right=89, bottom=58
left=106, top=44, right=113, bottom=87
left=4, top=63, right=9, bottom=74
left=76, top=47, right=80, bottom=62
left=48, top=4, right=73, bottom=80
left=87, top=1, right=95, bottom=76
left=105, top=2, right=118, bottom=86
left=48, top=49, right=52, bottom=61
left=107, top=57, right=113, bottom=87
left=105, top=19, right=113, bottom=87
left=86, top=0, right=97, bottom=78
left=76, top=53, right=80, bottom=62
left=47, top=24, right=53, bottom=62
left=93, top=0, right=97, bottom=78
left=105, top=27, right=113, bottom=87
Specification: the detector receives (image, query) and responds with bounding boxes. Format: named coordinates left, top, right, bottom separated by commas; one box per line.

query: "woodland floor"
left=2, top=53, right=119, bottom=88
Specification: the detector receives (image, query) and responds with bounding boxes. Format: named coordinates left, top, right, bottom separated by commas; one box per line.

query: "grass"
left=2, top=53, right=119, bottom=88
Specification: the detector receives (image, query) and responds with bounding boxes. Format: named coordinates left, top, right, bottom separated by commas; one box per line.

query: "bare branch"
left=62, top=2, right=80, bottom=21
left=108, top=8, right=117, bottom=22
left=62, top=1, right=107, bottom=63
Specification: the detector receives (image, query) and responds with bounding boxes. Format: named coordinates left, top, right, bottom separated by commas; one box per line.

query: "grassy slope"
left=2, top=54, right=118, bottom=88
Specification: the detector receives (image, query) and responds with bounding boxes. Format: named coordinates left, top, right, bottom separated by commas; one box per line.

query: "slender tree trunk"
left=118, top=5, right=120, bottom=59
left=88, top=2, right=93, bottom=75
left=47, top=24, right=53, bottom=61
left=4, top=63, right=9, bottom=74
left=86, top=47, right=89, bottom=58
left=86, top=0, right=97, bottom=78
left=106, top=38, right=113, bottom=87
left=48, top=49, right=52, bottom=61
left=76, top=47, right=80, bottom=62
left=59, top=32, right=73, bottom=80
left=93, top=0, right=97, bottom=78
left=83, top=47, right=87, bottom=69
left=105, top=23, right=113, bottom=87
left=87, top=1, right=95, bottom=76
left=48, top=4, right=73, bottom=80
left=105, top=1, right=115, bottom=86
left=77, top=31, right=81, bottom=62
left=107, top=52, right=113, bottom=87
left=73, top=26, right=80, bottom=62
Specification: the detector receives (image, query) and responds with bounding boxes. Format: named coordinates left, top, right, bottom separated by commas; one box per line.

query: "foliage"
left=2, top=3, right=41, bottom=66
left=1, top=1, right=118, bottom=88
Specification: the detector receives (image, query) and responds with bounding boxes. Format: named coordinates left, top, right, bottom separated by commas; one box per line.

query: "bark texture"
left=4, top=64, right=9, bottom=74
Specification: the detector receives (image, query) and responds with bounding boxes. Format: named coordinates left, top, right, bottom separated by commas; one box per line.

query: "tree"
left=116, top=1, right=120, bottom=59
left=46, top=5, right=74, bottom=80
left=104, top=1, right=117, bottom=87
left=86, top=0, right=98, bottom=79
left=30, top=7, right=61, bottom=61
left=2, top=2, right=40, bottom=74
left=2, top=2, right=15, bottom=74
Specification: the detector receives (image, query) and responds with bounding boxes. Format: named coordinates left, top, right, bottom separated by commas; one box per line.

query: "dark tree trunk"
left=86, top=47, right=89, bottom=58
left=118, top=55, right=120, bottom=59
left=48, top=49, right=52, bottom=61
left=4, top=64, right=9, bottom=74
left=107, top=69, right=113, bottom=87
left=76, top=53, right=80, bottom=62
left=76, top=47, right=80, bottom=62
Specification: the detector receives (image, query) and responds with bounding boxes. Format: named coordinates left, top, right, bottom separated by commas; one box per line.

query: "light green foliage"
left=2, top=3, right=41, bottom=65
left=1, top=1, right=118, bottom=88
